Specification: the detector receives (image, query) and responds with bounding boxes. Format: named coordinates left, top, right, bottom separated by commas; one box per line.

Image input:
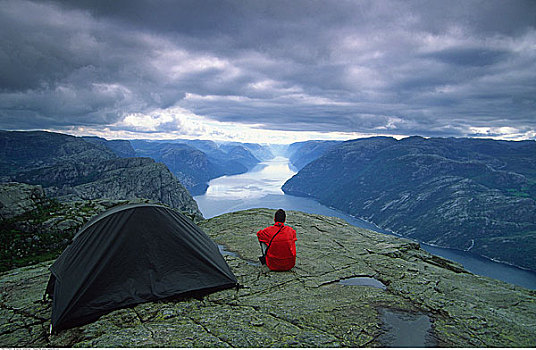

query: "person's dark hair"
left=275, top=209, right=286, bottom=223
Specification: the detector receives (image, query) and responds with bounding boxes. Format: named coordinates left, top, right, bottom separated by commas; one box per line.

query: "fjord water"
left=194, top=156, right=536, bottom=290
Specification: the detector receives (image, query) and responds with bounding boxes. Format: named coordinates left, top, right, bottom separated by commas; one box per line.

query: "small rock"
left=56, top=219, right=80, bottom=231
left=249, top=320, right=264, bottom=327
left=161, top=309, right=175, bottom=319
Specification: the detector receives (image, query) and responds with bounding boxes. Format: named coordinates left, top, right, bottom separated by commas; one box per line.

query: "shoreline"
left=305, top=193, right=536, bottom=276
left=197, top=157, right=536, bottom=289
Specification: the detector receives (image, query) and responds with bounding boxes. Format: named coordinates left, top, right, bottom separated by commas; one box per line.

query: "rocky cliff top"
left=1, top=209, right=534, bottom=347
left=44, top=157, right=202, bottom=217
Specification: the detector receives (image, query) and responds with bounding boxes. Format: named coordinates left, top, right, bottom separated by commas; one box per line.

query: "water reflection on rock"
left=339, top=276, right=387, bottom=290
left=379, top=308, right=437, bottom=347
left=218, top=244, right=260, bottom=266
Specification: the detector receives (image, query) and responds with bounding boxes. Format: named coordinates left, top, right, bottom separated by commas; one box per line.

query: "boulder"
left=0, top=182, right=46, bottom=220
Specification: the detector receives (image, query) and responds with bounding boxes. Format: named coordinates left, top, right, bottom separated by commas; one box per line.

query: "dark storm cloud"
left=424, top=48, right=509, bottom=67
left=0, top=0, right=535, bottom=138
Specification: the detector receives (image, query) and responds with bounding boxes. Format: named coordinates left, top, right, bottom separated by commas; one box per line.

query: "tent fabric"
left=47, top=203, right=237, bottom=331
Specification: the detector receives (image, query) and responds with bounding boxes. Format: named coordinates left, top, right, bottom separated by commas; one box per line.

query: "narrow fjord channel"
left=194, top=156, right=536, bottom=290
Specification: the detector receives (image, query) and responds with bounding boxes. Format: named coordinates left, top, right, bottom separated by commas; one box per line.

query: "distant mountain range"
left=0, top=130, right=271, bottom=272
left=4, top=130, right=535, bottom=271
left=81, top=136, right=137, bottom=158
left=0, top=130, right=201, bottom=217
left=0, top=131, right=273, bottom=202
left=130, top=139, right=272, bottom=195
left=283, top=136, right=536, bottom=271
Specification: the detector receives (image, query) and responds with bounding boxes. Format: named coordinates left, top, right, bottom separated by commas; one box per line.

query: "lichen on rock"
left=0, top=208, right=535, bottom=347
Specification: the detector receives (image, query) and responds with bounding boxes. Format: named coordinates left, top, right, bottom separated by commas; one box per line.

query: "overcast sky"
left=1, top=0, right=535, bottom=143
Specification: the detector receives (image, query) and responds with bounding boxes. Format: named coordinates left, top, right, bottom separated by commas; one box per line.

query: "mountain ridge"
left=130, top=139, right=268, bottom=195
left=286, top=139, right=342, bottom=170
left=0, top=130, right=201, bottom=217
left=283, top=136, right=536, bottom=271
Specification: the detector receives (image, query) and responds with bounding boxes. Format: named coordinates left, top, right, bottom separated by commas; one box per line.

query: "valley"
left=195, top=155, right=536, bottom=290
left=1, top=130, right=535, bottom=286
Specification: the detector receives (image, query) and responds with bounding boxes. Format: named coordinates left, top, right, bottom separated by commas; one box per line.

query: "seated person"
left=257, top=209, right=297, bottom=271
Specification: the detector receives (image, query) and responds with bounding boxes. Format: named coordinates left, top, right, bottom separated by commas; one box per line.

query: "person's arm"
left=257, top=228, right=270, bottom=244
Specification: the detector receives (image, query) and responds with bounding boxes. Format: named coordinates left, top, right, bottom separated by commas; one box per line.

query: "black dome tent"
left=45, top=203, right=238, bottom=332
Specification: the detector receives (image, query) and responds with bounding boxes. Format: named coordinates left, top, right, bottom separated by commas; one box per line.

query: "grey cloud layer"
left=1, top=0, right=535, bottom=137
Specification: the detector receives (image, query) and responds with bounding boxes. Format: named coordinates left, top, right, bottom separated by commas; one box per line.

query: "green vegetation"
left=0, top=195, right=184, bottom=273
left=473, top=231, right=536, bottom=270
left=506, top=188, right=530, bottom=198
left=0, top=200, right=72, bottom=272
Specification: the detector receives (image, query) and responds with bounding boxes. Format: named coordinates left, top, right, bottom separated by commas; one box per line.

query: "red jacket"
left=257, top=222, right=297, bottom=271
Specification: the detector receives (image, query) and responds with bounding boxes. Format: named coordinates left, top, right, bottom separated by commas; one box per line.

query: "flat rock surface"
left=1, top=209, right=535, bottom=347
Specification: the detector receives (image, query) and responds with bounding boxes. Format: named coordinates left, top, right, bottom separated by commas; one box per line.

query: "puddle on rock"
left=378, top=308, right=437, bottom=347
left=218, top=244, right=239, bottom=258
left=339, top=277, right=387, bottom=290
left=218, top=244, right=260, bottom=266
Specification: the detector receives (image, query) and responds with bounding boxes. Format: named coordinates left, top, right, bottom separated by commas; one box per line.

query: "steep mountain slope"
left=218, top=143, right=262, bottom=169
left=283, top=136, right=536, bottom=270
left=131, top=141, right=222, bottom=195
left=156, top=139, right=273, bottom=162
left=1, top=208, right=534, bottom=347
left=220, top=141, right=274, bottom=161
left=286, top=140, right=342, bottom=170
left=0, top=131, right=201, bottom=217
left=131, top=140, right=263, bottom=195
